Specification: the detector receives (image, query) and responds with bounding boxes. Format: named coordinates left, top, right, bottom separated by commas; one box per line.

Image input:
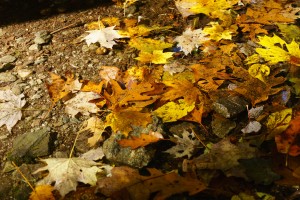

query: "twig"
left=50, top=21, right=85, bottom=35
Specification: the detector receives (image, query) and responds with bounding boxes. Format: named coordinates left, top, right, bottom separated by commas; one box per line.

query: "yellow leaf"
left=135, top=50, right=173, bottom=64
left=203, top=22, right=237, bottom=41
left=29, top=185, right=55, bottom=200
left=129, top=38, right=172, bottom=52
left=175, top=0, right=239, bottom=19
left=122, top=25, right=171, bottom=37
left=265, top=108, right=292, bottom=140
left=248, top=64, right=270, bottom=82
left=253, top=34, right=300, bottom=66
left=277, top=24, right=300, bottom=42
left=153, top=99, right=195, bottom=122
left=105, top=111, right=152, bottom=136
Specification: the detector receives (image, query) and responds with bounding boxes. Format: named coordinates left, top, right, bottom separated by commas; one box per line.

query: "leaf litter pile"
left=1, top=0, right=300, bottom=199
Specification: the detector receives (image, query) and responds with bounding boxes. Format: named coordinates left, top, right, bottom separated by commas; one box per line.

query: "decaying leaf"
left=183, top=138, right=257, bottom=173
left=83, top=26, right=124, bottom=48
left=248, top=64, right=270, bottom=82
left=34, top=158, right=102, bottom=197
left=29, top=185, right=55, bottom=200
left=165, top=130, right=200, bottom=158
left=80, top=147, right=105, bottom=161
left=241, top=121, right=261, bottom=134
left=174, top=28, right=208, bottom=55
left=265, top=108, right=292, bottom=140
left=64, top=92, right=101, bottom=117
left=0, top=90, right=26, bottom=132
left=96, top=166, right=206, bottom=200
left=118, top=132, right=164, bottom=149
left=163, top=62, right=187, bottom=75
left=99, top=66, right=120, bottom=82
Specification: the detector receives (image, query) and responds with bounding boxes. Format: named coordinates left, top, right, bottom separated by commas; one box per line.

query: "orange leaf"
left=29, top=185, right=55, bottom=200
left=118, top=132, right=164, bottom=149
left=81, top=80, right=105, bottom=94
left=275, top=110, right=300, bottom=156
left=46, top=72, right=82, bottom=104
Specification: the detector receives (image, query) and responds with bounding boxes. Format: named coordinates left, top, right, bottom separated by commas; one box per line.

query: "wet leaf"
left=118, top=132, right=164, bottom=149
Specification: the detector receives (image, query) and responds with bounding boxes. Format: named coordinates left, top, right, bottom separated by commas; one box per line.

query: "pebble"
left=0, top=72, right=17, bottom=83
left=34, top=56, right=48, bottom=65
left=0, top=55, right=17, bottom=63
left=34, top=30, right=52, bottom=44
left=17, top=68, right=33, bottom=78
left=29, top=44, right=42, bottom=51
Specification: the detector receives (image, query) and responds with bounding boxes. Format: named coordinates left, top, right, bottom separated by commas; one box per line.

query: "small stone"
left=34, top=30, right=52, bottom=44
left=34, top=56, right=48, bottom=65
left=17, top=69, right=33, bottom=78
left=96, top=47, right=108, bottom=55
left=211, top=114, right=236, bottom=138
left=0, top=72, right=17, bottom=83
left=213, top=95, right=249, bottom=118
left=103, top=133, right=155, bottom=168
left=7, top=127, right=57, bottom=164
left=29, top=43, right=42, bottom=51
left=0, top=55, right=16, bottom=63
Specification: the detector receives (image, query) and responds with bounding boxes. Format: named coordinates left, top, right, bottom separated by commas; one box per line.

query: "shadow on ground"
left=0, top=0, right=112, bottom=26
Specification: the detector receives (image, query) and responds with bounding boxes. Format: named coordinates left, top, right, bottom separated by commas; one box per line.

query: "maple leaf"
left=153, top=99, right=195, bottom=122
left=203, top=22, right=237, bottom=41
left=105, top=110, right=152, bottom=136
left=129, top=37, right=172, bottom=53
left=29, top=185, right=55, bottom=200
left=46, top=72, right=82, bottom=104
left=174, top=28, right=208, bottom=55
left=163, top=62, right=187, bottom=75
left=161, top=79, right=201, bottom=105
left=165, top=130, right=200, bottom=158
left=275, top=109, right=300, bottom=156
left=0, top=90, right=26, bottom=132
left=123, top=24, right=171, bottom=37
left=175, top=0, right=239, bottom=19
left=96, top=166, right=206, bottom=200
left=64, top=92, right=101, bottom=117
left=247, top=34, right=300, bottom=66
left=135, top=50, right=173, bottom=64
left=83, top=26, right=124, bottom=49
left=118, top=132, right=164, bottom=149
left=99, top=66, right=120, bottom=82
left=265, top=108, right=292, bottom=140
left=34, top=158, right=102, bottom=197
left=183, top=138, right=257, bottom=173
left=104, top=80, right=157, bottom=111
left=79, top=116, right=107, bottom=146
left=81, top=80, right=105, bottom=94
left=248, top=64, right=270, bottom=82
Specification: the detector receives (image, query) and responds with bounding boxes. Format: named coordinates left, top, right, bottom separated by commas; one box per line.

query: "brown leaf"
left=96, top=166, right=206, bottom=200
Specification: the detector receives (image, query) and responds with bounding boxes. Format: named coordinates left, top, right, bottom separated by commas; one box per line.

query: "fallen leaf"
left=153, top=99, right=195, bottom=122
left=275, top=109, right=300, bottom=156
left=29, top=185, right=55, bottom=200
left=135, top=50, right=173, bottom=64
left=99, top=66, right=120, bottom=82
left=34, top=158, right=102, bottom=197
left=248, top=64, right=270, bottom=82
left=203, top=22, right=237, bottom=41
left=129, top=37, right=172, bottom=53
left=64, top=92, right=101, bottom=117
left=105, top=110, right=152, bottom=136
left=80, top=147, right=105, bottom=161
left=83, top=26, right=124, bottom=48
left=96, top=166, right=206, bottom=200
left=174, top=28, right=208, bottom=55
left=265, top=108, right=292, bottom=140
left=118, top=132, right=164, bottom=149
left=241, top=121, right=261, bottom=134
left=165, top=130, right=200, bottom=158
left=0, top=90, right=26, bottom=132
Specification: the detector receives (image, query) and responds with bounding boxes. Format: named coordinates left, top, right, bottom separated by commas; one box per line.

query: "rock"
left=34, top=30, right=52, bottom=44
left=211, top=114, right=236, bottom=138
left=0, top=72, right=17, bottom=83
left=29, top=43, right=42, bottom=51
left=212, top=95, right=249, bottom=118
left=34, top=56, right=48, bottom=65
left=103, top=133, right=155, bottom=168
left=7, top=127, right=57, bottom=164
left=0, top=55, right=16, bottom=63
left=17, top=68, right=33, bottom=78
